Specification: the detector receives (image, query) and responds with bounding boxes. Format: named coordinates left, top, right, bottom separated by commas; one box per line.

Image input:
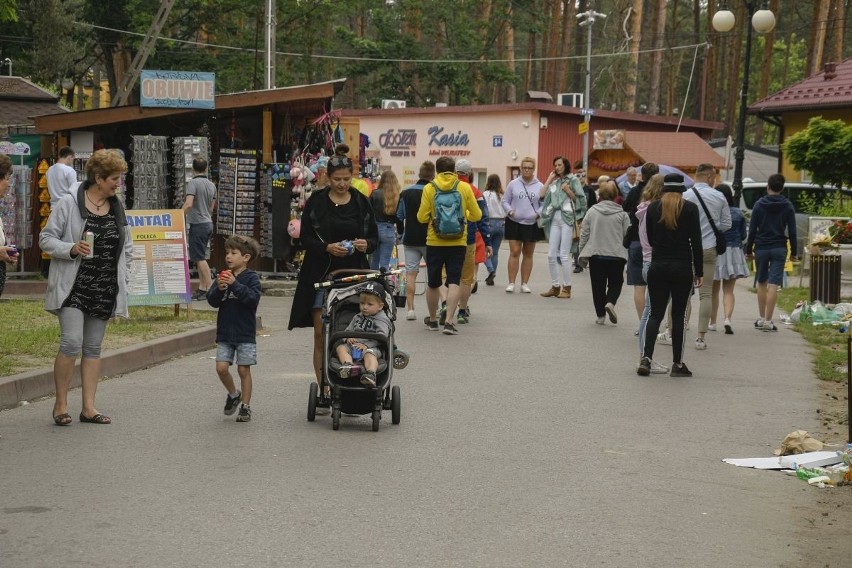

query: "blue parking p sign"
left=493, top=136, right=503, bottom=147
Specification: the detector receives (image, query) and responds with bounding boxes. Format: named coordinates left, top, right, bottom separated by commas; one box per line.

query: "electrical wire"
left=73, top=21, right=711, bottom=64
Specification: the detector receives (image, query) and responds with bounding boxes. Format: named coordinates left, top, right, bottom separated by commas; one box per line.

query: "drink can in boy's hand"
left=7, top=245, right=18, bottom=257
left=83, top=231, right=94, bottom=259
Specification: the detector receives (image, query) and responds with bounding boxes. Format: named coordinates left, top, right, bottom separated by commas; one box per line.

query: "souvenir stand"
left=0, top=147, right=34, bottom=272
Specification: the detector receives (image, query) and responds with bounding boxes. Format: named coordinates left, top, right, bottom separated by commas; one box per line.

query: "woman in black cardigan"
left=288, top=155, right=378, bottom=388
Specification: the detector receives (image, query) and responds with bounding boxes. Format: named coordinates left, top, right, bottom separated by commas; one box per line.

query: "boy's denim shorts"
left=216, top=342, right=257, bottom=366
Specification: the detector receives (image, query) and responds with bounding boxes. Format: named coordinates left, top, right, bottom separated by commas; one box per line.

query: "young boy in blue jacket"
left=207, top=235, right=262, bottom=422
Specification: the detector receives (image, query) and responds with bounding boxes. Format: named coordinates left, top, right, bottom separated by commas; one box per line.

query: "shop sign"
left=378, top=128, right=417, bottom=158
left=126, top=209, right=192, bottom=306
left=492, top=135, right=503, bottom=147
left=0, top=141, right=31, bottom=155
left=140, top=70, right=215, bottom=109
left=427, top=126, right=471, bottom=157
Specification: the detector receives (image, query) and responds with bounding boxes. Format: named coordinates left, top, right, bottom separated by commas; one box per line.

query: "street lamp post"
left=712, top=1, right=776, bottom=203
left=577, top=6, right=606, bottom=175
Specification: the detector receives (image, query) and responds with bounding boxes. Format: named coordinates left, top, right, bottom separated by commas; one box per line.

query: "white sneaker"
left=754, top=318, right=764, bottom=329
left=506, top=283, right=515, bottom=293
left=595, top=317, right=605, bottom=325
left=650, top=360, right=670, bottom=374
left=406, top=310, right=416, bottom=321
left=520, top=283, right=532, bottom=293
left=694, top=337, right=707, bottom=350
left=707, top=323, right=717, bottom=332
left=657, top=331, right=672, bottom=345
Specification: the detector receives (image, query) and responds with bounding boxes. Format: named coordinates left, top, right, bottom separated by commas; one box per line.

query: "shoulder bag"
left=693, top=188, right=727, bottom=255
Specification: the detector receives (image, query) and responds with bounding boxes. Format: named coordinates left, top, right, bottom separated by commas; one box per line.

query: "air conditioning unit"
left=557, top=93, right=584, bottom=107
left=381, top=99, right=407, bottom=109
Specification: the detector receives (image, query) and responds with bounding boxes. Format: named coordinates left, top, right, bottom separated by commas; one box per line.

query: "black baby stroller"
left=307, top=269, right=408, bottom=431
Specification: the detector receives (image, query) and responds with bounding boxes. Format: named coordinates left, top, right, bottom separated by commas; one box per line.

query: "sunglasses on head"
left=329, top=156, right=352, bottom=168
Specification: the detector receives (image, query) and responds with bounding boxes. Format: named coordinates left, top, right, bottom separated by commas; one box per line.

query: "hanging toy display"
left=287, top=218, right=301, bottom=239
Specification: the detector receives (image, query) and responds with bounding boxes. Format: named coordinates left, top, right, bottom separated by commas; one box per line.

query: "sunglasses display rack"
left=131, top=136, right=169, bottom=209
left=217, top=148, right=258, bottom=237
left=13, top=165, right=33, bottom=249
left=172, top=136, right=210, bottom=209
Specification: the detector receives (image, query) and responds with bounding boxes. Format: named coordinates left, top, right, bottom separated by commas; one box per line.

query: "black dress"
left=288, top=187, right=378, bottom=329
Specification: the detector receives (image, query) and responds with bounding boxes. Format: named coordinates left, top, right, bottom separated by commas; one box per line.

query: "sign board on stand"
left=127, top=209, right=192, bottom=310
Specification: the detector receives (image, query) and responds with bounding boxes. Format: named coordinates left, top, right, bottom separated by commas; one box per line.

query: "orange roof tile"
left=621, top=131, right=726, bottom=170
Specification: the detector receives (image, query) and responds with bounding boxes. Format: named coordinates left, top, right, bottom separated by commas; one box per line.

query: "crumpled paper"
left=774, top=430, right=824, bottom=456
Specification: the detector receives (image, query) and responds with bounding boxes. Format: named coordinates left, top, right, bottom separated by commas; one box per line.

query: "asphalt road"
left=2, top=245, right=850, bottom=567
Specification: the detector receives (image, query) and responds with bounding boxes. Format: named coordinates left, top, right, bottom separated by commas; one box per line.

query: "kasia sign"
left=140, top=70, right=216, bottom=109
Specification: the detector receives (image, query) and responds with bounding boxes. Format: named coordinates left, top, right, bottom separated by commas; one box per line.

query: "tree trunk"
left=623, top=0, right=644, bottom=113
left=753, top=0, right=779, bottom=146
left=542, top=0, right=561, bottom=95
left=505, top=3, right=516, bottom=103
left=473, top=0, right=493, bottom=102
left=525, top=30, right=537, bottom=95
left=648, top=0, right=667, bottom=115
left=830, top=0, right=845, bottom=64
left=555, top=0, right=577, bottom=95
left=808, top=0, right=831, bottom=76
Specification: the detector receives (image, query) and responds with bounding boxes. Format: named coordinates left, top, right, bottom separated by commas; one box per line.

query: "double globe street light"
left=712, top=1, right=776, bottom=202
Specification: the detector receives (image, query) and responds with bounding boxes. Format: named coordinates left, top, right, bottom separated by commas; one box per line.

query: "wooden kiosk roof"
left=32, top=79, right=346, bottom=133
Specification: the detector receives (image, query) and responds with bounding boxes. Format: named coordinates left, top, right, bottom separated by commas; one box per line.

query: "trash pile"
left=788, top=301, right=852, bottom=327
left=723, top=430, right=852, bottom=488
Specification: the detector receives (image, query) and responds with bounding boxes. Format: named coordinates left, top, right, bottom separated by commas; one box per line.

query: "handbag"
left=693, top=188, right=727, bottom=255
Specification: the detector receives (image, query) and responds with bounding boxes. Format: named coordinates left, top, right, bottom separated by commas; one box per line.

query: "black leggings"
left=588, top=256, right=626, bottom=317
left=643, top=261, right=694, bottom=364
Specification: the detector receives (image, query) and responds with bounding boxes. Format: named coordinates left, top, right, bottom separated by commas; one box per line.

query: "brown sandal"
left=53, top=413, right=72, bottom=426
left=79, top=412, right=111, bottom=424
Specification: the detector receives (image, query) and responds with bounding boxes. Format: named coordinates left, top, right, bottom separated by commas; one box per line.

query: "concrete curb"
left=0, top=325, right=216, bottom=411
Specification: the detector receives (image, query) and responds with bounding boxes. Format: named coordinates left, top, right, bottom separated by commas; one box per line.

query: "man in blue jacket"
left=745, top=174, right=798, bottom=332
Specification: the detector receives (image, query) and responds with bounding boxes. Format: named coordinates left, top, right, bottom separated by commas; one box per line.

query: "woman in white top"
left=482, top=174, right=506, bottom=286
left=501, top=156, right=544, bottom=293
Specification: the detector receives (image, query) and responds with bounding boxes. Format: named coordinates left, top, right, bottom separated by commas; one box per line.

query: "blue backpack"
left=430, top=181, right=465, bottom=238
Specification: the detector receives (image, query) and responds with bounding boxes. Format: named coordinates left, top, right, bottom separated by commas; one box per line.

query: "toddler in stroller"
left=334, top=281, right=391, bottom=387
left=308, top=269, right=407, bottom=431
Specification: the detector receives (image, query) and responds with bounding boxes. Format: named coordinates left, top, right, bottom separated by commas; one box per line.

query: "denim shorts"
left=216, top=342, right=257, bottom=366
left=188, top=222, right=213, bottom=261
left=626, top=241, right=646, bottom=285
left=312, top=289, right=324, bottom=309
left=755, top=247, right=787, bottom=285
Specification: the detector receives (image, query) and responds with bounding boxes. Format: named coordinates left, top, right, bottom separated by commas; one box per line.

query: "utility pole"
left=111, top=0, right=176, bottom=107
left=577, top=4, right=606, bottom=175
left=265, top=0, right=276, bottom=89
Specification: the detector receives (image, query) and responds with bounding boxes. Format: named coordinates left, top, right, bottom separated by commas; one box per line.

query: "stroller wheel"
left=391, top=385, right=401, bottom=425
left=393, top=349, right=410, bottom=370
left=307, top=382, right=318, bottom=422
left=332, top=408, right=341, bottom=431
left=371, top=409, right=381, bottom=432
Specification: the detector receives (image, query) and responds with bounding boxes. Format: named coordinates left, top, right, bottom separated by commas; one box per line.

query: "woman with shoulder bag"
left=539, top=156, right=585, bottom=298
left=482, top=174, right=506, bottom=286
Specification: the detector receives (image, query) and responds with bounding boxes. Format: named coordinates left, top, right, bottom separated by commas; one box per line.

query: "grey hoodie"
left=578, top=200, right=631, bottom=261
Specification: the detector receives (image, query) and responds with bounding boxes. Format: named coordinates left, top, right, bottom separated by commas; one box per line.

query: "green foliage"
left=785, top=117, right=852, bottom=189
left=797, top=190, right=852, bottom=219
left=0, top=0, right=17, bottom=22
left=0, top=300, right=216, bottom=376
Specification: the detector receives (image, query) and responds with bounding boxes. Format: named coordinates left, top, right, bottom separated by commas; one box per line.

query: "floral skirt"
left=714, top=246, right=750, bottom=280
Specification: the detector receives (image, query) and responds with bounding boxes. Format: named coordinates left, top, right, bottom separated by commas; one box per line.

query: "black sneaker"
left=637, top=357, right=651, bottom=376
left=360, top=371, right=377, bottom=387
left=485, top=272, right=495, bottom=286
left=442, top=322, right=459, bottom=335
left=236, top=404, right=251, bottom=422
left=438, top=302, right=447, bottom=325
left=457, top=308, right=469, bottom=324
left=670, top=362, right=693, bottom=378
left=223, top=391, right=241, bottom=415
left=191, top=289, right=208, bottom=301
left=471, top=281, right=478, bottom=294
left=573, top=265, right=584, bottom=273
left=424, top=316, right=439, bottom=331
